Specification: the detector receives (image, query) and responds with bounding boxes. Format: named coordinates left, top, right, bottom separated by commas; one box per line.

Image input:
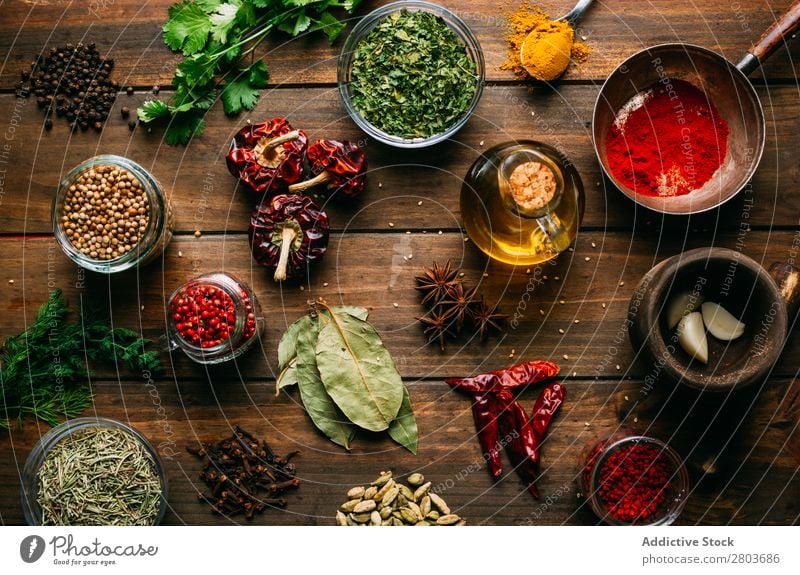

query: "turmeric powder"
left=501, top=3, right=590, bottom=80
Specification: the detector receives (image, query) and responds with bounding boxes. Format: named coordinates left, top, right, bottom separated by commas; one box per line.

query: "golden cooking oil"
left=460, top=141, right=584, bottom=266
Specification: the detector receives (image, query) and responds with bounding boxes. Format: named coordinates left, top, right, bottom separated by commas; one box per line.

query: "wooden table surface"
left=1, top=0, right=799, bottom=526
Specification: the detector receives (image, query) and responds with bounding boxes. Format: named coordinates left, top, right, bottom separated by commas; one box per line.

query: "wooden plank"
left=2, top=0, right=800, bottom=89
left=1, top=84, right=799, bottom=233
left=0, top=377, right=796, bottom=525
left=3, top=231, right=800, bottom=381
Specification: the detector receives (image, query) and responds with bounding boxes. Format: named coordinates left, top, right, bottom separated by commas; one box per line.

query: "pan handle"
left=737, top=0, right=800, bottom=76
left=769, top=262, right=800, bottom=319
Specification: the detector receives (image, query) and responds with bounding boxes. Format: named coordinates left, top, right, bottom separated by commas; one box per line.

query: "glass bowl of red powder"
left=579, top=432, right=689, bottom=525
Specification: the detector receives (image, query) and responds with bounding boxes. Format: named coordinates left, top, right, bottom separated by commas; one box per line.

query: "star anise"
left=468, top=300, right=508, bottom=340
left=417, top=308, right=455, bottom=351
left=438, top=283, right=479, bottom=332
left=414, top=260, right=461, bottom=307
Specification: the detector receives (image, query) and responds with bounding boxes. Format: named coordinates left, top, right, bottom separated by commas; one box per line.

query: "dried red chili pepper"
left=446, top=361, right=563, bottom=499
left=495, top=391, right=540, bottom=499
left=531, top=382, right=566, bottom=441
left=288, top=139, right=367, bottom=199
left=226, top=118, right=308, bottom=197
left=446, top=360, right=560, bottom=394
left=471, top=393, right=502, bottom=478
left=249, top=194, right=329, bottom=282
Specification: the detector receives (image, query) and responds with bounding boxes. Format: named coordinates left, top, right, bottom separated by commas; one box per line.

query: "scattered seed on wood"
left=558, top=328, right=564, bottom=334
left=194, top=230, right=202, bottom=238
left=563, top=354, right=569, bottom=360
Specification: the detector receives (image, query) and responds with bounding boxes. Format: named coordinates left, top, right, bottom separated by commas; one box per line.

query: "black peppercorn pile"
left=15, top=42, right=119, bottom=133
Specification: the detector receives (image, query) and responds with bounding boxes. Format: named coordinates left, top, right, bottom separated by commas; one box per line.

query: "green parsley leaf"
left=221, top=72, right=260, bottom=115
left=312, top=11, right=346, bottom=43
left=209, top=1, right=240, bottom=44
left=196, top=0, right=222, bottom=12
left=137, top=100, right=171, bottom=122
left=164, top=110, right=206, bottom=145
left=163, top=1, right=212, bottom=55
left=278, top=13, right=311, bottom=36
left=248, top=60, right=270, bottom=88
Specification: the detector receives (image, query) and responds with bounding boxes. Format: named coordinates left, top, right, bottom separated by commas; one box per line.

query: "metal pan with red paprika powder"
left=592, top=1, right=800, bottom=215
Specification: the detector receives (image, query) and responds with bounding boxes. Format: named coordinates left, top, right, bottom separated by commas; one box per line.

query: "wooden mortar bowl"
left=628, top=247, right=796, bottom=391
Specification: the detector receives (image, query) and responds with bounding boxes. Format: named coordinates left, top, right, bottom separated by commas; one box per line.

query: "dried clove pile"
left=188, top=425, right=300, bottom=519
left=15, top=42, right=119, bottom=133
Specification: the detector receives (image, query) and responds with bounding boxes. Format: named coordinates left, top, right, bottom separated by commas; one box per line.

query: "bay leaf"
left=316, top=309, right=403, bottom=432
left=295, top=315, right=356, bottom=449
left=279, top=308, right=365, bottom=372
left=388, top=385, right=418, bottom=454
left=323, top=306, right=369, bottom=322
left=278, top=318, right=305, bottom=372
left=275, top=358, right=299, bottom=396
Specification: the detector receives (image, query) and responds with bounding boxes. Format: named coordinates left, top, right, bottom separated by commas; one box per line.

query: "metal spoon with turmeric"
left=520, top=0, right=594, bottom=81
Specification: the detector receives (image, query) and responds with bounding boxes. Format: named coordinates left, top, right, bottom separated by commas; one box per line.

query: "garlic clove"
left=666, top=291, right=704, bottom=329
left=677, top=312, right=708, bottom=364
left=701, top=302, right=746, bottom=341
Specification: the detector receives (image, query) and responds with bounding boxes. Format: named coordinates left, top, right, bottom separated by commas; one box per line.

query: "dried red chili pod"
left=445, top=360, right=560, bottom=394
left=288, top=139, right=367, bottom=199
left=226, top=118, right=308, bottom=196
left=249, top=194, right=329, bottom=282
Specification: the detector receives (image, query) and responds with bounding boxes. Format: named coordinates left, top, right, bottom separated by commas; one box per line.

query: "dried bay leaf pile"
left=277, top=302, right=417, bottom=453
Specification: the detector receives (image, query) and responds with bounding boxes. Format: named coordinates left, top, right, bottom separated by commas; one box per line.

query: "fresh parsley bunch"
left=138, top=0, right=363, bottom=145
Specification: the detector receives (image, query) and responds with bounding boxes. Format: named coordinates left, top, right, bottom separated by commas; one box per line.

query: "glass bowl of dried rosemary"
left=21, top=417, right=168, bottom=526
left=338, top=1, right=485, bottom=148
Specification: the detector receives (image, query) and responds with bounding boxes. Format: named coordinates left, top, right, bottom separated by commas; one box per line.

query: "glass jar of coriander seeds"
left=21, top=417, right=168, bottom=526
left=52, top=155, right=173, bottom=273
left=164, top=272, right=265, bottom=364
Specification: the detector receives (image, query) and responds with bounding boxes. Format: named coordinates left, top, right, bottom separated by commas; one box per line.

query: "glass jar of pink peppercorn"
left=165, top=272, right=264, bottom=364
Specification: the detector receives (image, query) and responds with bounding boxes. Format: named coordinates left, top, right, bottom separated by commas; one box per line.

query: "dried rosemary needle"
left=37, top=426, right=163, bottom=526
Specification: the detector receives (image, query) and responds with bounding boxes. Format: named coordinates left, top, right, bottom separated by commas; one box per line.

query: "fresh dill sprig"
left=0, top=289, right=163, bottom=429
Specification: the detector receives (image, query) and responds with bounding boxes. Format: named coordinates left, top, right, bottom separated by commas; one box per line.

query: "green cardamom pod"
left=436, top=514, right=461, bottom=526
left=420, top=496, right=431, bottom=516
left=407, top=473, right=425, bottom=487
left=398, top=483, right=415, bottom=502
left=371, top=471, right=393, bottom=487
left=413, top=481, right=431, bottom=500
left=347, top=486, right=365, bottom=499
left=373, top=478, right=395, bottom=501
left=351, top=512, right=372, bottom=523
left=381, top=486, right=399, bottom=507
left=353, top=499, right=376, bottom=514
left=340, top=499, right=361, bottom=513
left=429, top=492, right=450, bottom=515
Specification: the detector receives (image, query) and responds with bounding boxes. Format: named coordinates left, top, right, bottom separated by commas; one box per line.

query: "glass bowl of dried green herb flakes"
left=338, top=1, right=484, bottom=148
left=21, top=417, right=168, bottom=526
